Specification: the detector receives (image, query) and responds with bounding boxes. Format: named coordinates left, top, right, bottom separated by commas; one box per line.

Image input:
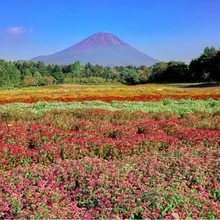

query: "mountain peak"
left=94, top=32, right=113, bottom=35
left=93, top=32, right=120, bottom=39
left=75, top=32, right=128, bottom=49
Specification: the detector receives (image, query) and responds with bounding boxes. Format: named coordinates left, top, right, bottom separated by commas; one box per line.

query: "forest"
left=0, top=46, right=219, bottom=87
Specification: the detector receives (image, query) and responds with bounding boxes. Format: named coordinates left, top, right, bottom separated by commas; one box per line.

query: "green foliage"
left=119, top=70, right=141, bottom=85
left=166, top=61, right=189, bottom=82
left=36, top=61, right=49, bottom=76
left=0, top=64, right=10, bottom=87
left=151, top=62, right=168, bottom=82
left=6, top=63, right=21, bottom=86
left=1, top=99, right=219, bottom=115
left=34, top=71, right=43, bottom=85
left=189, top=47, right=219, bottom=82
left=24, top=68, right=32, bottom=77
left=51, top=65, right=65, bottom=84
left=200, top=47, right=217, bottom=60
left=0, top=60, right=20, bottom=87
left=151, top=61, right=189, bottom=83
left=73, top=60, right=83, bottom=76
left=71, top=77, right=117, bottom=84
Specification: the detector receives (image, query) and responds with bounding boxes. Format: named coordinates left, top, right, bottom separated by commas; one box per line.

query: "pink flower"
left=152, top=213, right=159, bottom=218
left=123, top=212, right=131, bottom=218
left=142, top=209, right=151, bottom=216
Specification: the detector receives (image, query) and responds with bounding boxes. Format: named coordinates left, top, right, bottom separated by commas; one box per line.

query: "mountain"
left=31, top=32, right=159, bottom=66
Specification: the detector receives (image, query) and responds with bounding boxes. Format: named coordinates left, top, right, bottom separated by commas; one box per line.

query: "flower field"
left=0, top=84, right=219, bottom=219
left=0, top=84, right=220, bottom=104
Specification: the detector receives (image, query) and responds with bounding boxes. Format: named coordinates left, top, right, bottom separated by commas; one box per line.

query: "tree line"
left=0, top=46, right=219, bottom=87
left=151, top=46, right=220, bottom=83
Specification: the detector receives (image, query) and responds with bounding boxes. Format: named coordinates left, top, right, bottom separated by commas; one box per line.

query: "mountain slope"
left=31, top=32, right=159, bottom=66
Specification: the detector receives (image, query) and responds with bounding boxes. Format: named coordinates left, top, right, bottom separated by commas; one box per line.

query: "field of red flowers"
left=0, top=108, right=219, bottom=219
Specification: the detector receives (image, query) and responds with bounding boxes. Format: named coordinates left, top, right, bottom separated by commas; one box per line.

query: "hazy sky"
left=0, top=0, right=219, bottom=63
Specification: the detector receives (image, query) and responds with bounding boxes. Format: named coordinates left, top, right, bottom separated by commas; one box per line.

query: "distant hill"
left=31, top=32, right=159, bottom=66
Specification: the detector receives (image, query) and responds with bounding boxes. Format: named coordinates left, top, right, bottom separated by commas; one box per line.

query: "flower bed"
left=0, top=108, right=219, bottom=219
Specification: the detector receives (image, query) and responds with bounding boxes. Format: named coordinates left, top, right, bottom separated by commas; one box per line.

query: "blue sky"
left=0, top=0, right=219, bottom=63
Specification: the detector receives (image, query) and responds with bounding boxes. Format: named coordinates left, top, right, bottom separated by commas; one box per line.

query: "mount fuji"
left=31, top=32, right=159, bottom=66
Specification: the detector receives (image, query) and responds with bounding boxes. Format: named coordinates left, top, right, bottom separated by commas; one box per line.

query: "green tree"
left=34, top=71, right=43, bottom=86
left=200, top=47, right=217, bottom=61
left=0, top=65, right=10, bottom=87
left=36, top=61, right=48, bottom=76
left=151, top=62, right=168, bottom=82
left=119, top=70, right=140, bottom=85
left=25, top=68, right=32, bottom=76
left=9, top=68, right=21, bottom=86
left=165, top=61, right=189, bottom=82
left=73, top=61, right=83, bottom=76
left=5, top=62, right=21, bottom=86
left=51, top=65, right=65, bottom=84
left=189, top=47, right=218, bottom=82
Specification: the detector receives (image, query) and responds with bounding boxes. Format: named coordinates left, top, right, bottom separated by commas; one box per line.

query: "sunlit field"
left=0, top=84, right=219, bottom=219
left=0, top=84, right=219, bottom=104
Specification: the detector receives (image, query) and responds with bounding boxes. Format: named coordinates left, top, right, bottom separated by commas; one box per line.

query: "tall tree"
left=0, top=65, right=9, bottom=87
left=51, top=65, right=65, bottom=84
left=34, top=71, right=43, bottom=86
left=36, top=61, right=48, bottom=76
left=151, top=62, right=168, bottom=82
left=189, top=47, right=218, bottom=82
left=72, top=61, right=83, bottom=77
left=165, top=61, right=189, bottom=82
